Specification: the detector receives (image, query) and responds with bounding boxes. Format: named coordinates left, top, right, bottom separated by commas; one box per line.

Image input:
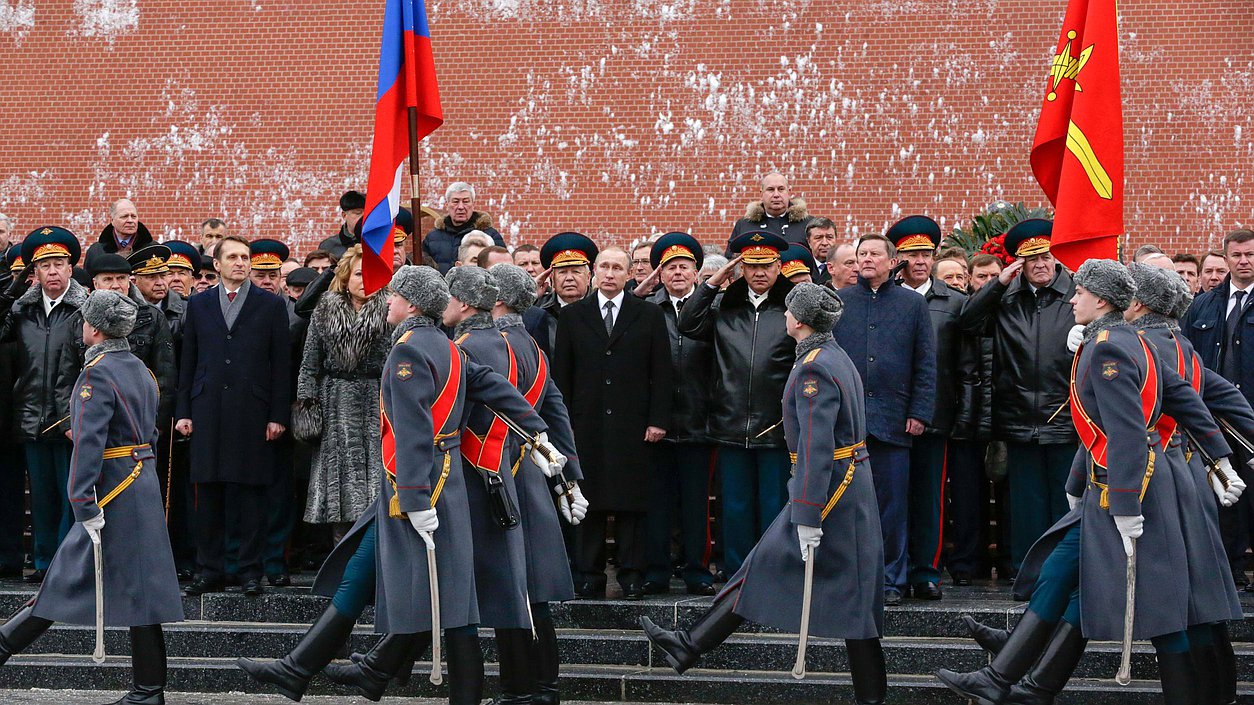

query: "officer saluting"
left=642, top=283, right=887, bottom=705
left=0, top=290, right=184, bottom=705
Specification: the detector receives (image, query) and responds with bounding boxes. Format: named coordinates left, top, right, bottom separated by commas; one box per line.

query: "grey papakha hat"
left=390, top=265, right=449, bottom=318
left=445, top=265, right=500, bottom=312
left=1074, top=258, right=1136, bottom=311
left=489, top=263, right=537, bottom=313
left=1171, top=275, right=1195, bottom=320
left=785, top=282, right=844, bottom=333
left=82, top=289, right=139, bottom=339
left=1127, top=262, right=1182, bottom=317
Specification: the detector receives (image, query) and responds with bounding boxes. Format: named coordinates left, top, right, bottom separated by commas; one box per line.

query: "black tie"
left=603, top=300, right=615, bottom=334
left=1223, top=290, right=1246, bottom=379
left=676, top=298, right=686, bottom=314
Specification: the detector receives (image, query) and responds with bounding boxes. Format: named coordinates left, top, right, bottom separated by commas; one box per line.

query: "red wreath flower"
left=980, top=234, right=1015, bottom=266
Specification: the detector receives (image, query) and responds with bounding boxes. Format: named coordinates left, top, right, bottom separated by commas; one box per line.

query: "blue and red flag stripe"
left=361, top=0, right=443, bottom=295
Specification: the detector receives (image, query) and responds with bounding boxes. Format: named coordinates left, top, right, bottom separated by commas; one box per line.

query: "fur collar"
left=719, top=275, right=794, bottom=310
left=85, top=337, right=130, bottom=361
left=454, top=311, right=495, bottom=339
left=1135, top=313, right=1174, bottom=330
left=391, top=314, right=434, bottom=344
left=17, top=278, right=88, bottom=309
left=744, top=197, right=808, bottom=223
left=495, top=313, right=524, bottom=330
left=311, top=291, right=391, bottom=371
left=795, top=332, right=832, bottom=359
left=1082, top=311, right=1128, bottom=344
left=442, top=211, right=494, bottom=232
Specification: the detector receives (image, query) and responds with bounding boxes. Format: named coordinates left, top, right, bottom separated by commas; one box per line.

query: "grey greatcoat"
left=723, top=334, right=884, bottom=639
left=1140, top=323, right=1245, bottom=624
left=1014, top=321, right=1231, bottom=641
left=32, top=339, right=184, bottom=626
left=497, top=313, right=584, bottom=603
left=294, top=291, right=391, bottom=524
left=312, top=317, right=547, bottom=634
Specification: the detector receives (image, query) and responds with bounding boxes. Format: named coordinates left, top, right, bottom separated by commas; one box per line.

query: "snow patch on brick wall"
left=71, top=0, right=138, bottom=44
left=0, top=1, right=34, bottom=42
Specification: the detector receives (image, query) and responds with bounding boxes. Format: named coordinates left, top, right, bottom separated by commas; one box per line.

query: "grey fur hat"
left=82, top=289, right=138, bottom=339
left=489, top=263, right=537, bottom=313
left=785, top=282, right=844, bottom=332
left=1172, top=276, right=1195, bottom=320
left=1074, top=259, right=1136, bottom=311
left=1127, top=262, right=1181, bottom=316
left=445, top=265, right=500, bottom=311
left=390, top=265, right=449, bottom=318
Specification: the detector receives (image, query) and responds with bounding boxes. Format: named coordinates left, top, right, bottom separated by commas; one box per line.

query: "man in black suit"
left=553, top=247, right=673, bottom=599
left=176, top=235, right=291, bottom=597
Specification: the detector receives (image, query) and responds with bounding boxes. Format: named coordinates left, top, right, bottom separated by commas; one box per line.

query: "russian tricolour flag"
left=361, top=0, right=443, bottom=295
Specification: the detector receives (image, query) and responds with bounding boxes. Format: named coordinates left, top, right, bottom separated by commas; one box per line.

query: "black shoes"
left=686, top=583, right=717, bottom=596
left=911, top=582, right=943, bottom=600
left=242, top=579, right=265, bottom=596
left=639, top=589, right=744, bottom=674
left=622, top=582, right=644, bottom=600
left=962, top=614, right=1009, bottom=656
left=323, top=632, right=421, bottom=702
left=950, top=571, right=973, bottom=587
left=267, top=574, right=291, bottom=587
left=883, top=589, right=903, bottom=607
left=574, top=581, right=604, bottom=599
left=183, top=577, right=225, bottom=596
left=237, top=604, right=356, bottom=701
left=108, top=625, right=167, bottom=704
left=642, top=580, right=668, bottom=595
left=22, top=569, right=44, bottom=584
left=935, top=610, right=1055, bottom=705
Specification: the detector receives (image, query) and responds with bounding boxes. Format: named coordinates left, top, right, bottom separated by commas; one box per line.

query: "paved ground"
left=0, top=692, right=687, bottom=704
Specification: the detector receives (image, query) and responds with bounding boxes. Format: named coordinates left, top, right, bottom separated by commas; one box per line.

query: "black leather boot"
left=1003, top=620, right=1087, bottom=704
left=236, top=604, right=356, bottom=701
left=381, top=630, right=430, bottom=687
left=106, top=626, right=166, bottom=705
left=446, top=627, right=485, bottom=705
left=639, top=589, right=743, bottom=675
left=1157, top=650, right=1199, bottom=705
left=322, top=633, right=417, bottom=702
left=1191, top=640, right=1222, bottom=705
left=0, top=604, right=52, bottom=666
left=532, top=608, right=561, bottom=705
left=491, top=628, right=537, bottom=704
left=846, top=638, right=886, bottom=705
left=935, top=610, right=1055, bottom=705
left=1213, top=623, right=1237, bottom=705
left=962, top=614, right=1009, bottom=656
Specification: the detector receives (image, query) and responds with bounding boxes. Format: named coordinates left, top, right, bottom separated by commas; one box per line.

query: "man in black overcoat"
left=553, top=247, right=673, bottom=599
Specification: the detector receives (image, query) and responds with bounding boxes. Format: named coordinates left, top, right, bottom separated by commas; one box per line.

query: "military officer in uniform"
left=937, top=260, right=1238, bottom=705
left=779, top=243, right=817, bottom=284
left=0, top=290, right=184, bottom=705
left=530, top=232, right=598, bottom=354
left=642, top=283, right=887, bottom=705
left=239, top=265, right=553, bottom=704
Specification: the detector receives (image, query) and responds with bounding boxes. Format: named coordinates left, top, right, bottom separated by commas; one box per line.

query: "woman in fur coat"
left=293, top=246, right=392, bottom=538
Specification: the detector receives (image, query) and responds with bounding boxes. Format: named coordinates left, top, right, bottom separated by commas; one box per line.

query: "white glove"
left=529, top=433, right=567, bottom=478
left=797, top=525, right=823, bottom=561
left=1066, top=324, right=1085, bottom=353
left=1112, top=514, right=1144, bottom=557
left=556, top=483, right=588, bottom=525
left=407, top=508, right=439, bottom=534
left=1211, top=457, right=1244, bottom=506
left=1067, top=494, right=1081, bottom=511
left=82, top=510, right=105, bottom=545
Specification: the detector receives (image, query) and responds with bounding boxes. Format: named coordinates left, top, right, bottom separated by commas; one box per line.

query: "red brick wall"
left=0, top=0, right=1249, bottom=258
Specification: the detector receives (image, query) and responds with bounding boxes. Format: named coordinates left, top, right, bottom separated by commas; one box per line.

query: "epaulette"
left=84, top=353, right=105, bottom=369
left=396, top=330, right=414, bottom=345
left=802, top=349, right=821, bottom=364
left=454, top=333, right=470, bottom=345
left=1096, top=330, right=1109, bottom=344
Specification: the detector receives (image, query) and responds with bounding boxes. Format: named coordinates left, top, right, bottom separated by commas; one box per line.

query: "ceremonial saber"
left=754, top=420, right=782, bottom=440
left=1115, top=539, right=1136, bottom=686
left=91, top=530, right=105, bottom=664
left=420, top=531, right=442, bottom=685
left=1182, top=426, right=1233, bottom=491
left=791, top=546, right=816, bottom=680
left=487, top=407, right=576, bottom=503
left=1217, top=417, right=1254, bottom=456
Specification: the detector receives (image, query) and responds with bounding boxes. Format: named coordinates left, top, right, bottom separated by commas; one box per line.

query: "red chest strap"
left=459, top=335, right=517, bottom=473
left=383, top=339, right=463, bottom=479
left=1070, top=336, right=1159, bottom=467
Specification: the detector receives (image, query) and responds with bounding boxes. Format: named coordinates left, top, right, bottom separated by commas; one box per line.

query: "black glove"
left=5, top=268, right=29, bottom=299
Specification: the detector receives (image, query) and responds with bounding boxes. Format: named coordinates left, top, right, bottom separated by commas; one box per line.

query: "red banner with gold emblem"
left=1030, top=0, right=1122, bottom=269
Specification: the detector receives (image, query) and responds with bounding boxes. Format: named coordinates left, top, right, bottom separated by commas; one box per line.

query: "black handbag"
left=482, top=470, right=521, bottom=529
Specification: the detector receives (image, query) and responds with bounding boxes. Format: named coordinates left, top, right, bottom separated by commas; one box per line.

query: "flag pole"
left=408, top=107, right=423, bottom=260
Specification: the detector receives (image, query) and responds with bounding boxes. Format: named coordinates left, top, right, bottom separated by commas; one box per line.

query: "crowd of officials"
left=0, top=172, right=1250, bottom=611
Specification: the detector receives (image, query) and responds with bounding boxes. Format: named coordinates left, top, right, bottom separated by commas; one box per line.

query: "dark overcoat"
left=648, top=287, right=713, bottom=444
left=833, top=277, right=936, bottom=446
left=552, top=292, right=672, bottom=513
left=498, top=314, right=583, bottom=603
left=724, top=336, right=884, bottom=639
left=918, top=278, right=965, bottom=435
left=1015, top=322, right=1231, bottom=641
left=175, top=282, right=292, bottom=485
left=33, top=341, right=183, bottom=626
left=1181, top=275, right=1254, bottom=408
left=312, top=318, right=546, bottom=634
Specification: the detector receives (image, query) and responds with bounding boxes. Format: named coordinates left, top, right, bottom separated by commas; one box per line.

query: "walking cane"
left=89, top=527, right=106, bottom=664
left=791, top=545, right=816, bottom=680
left=1115, top=539, right=1136, bottom=686
left=420, top=530, right=443, bottom=686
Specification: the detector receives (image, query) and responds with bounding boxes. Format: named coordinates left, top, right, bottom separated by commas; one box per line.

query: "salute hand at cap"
left=4, top=269, right=30, bottom=299
left=797, top=525, right=822, bottom=561
left=998, top=259, right=1024, bottom=286
left=83, top=510, right=105, bottom=545
left=1066, top=324, right=1085, bottom=353
left=706, top=254, right=744, bottom=288
left=529, top=433, right=567, bottom=478
left=556, top=483, right=588, bottom=525
left=407, top=508, right=439, bottom=535
left=1112, top=515, right=1143, bottom=558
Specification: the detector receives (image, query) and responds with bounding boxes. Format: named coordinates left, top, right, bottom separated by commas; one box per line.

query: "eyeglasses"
left=631, top=259, right=650, bottom=266
left=195, top=272, right=218, bottom=281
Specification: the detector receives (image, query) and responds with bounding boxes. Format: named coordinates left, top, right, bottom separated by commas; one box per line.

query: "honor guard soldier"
left=892, top=215, right=966, bottom=600
left=239, top=265, right=550, bottom=704
left=938, top=260, right=1237, bottom=705
left=643, top=283, right=887, bottom=705
left=0, top=290, right=184, bottom=705
left=780, top=243, right=818, bottom=284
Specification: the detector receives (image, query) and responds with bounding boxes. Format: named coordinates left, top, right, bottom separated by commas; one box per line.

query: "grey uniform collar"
left=1135, top=312, right=1174, bottom=330
left=453, top=311, right=495, bottom=339
left=495, top=313, right=524, bottom=330
left=391, top=314, right=433, bottom=344
left=85, top=337, right=130, bottom=361
left=794, top=332, right=832, bottom=359
left=1082, top=311, right=1128, bottom=344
